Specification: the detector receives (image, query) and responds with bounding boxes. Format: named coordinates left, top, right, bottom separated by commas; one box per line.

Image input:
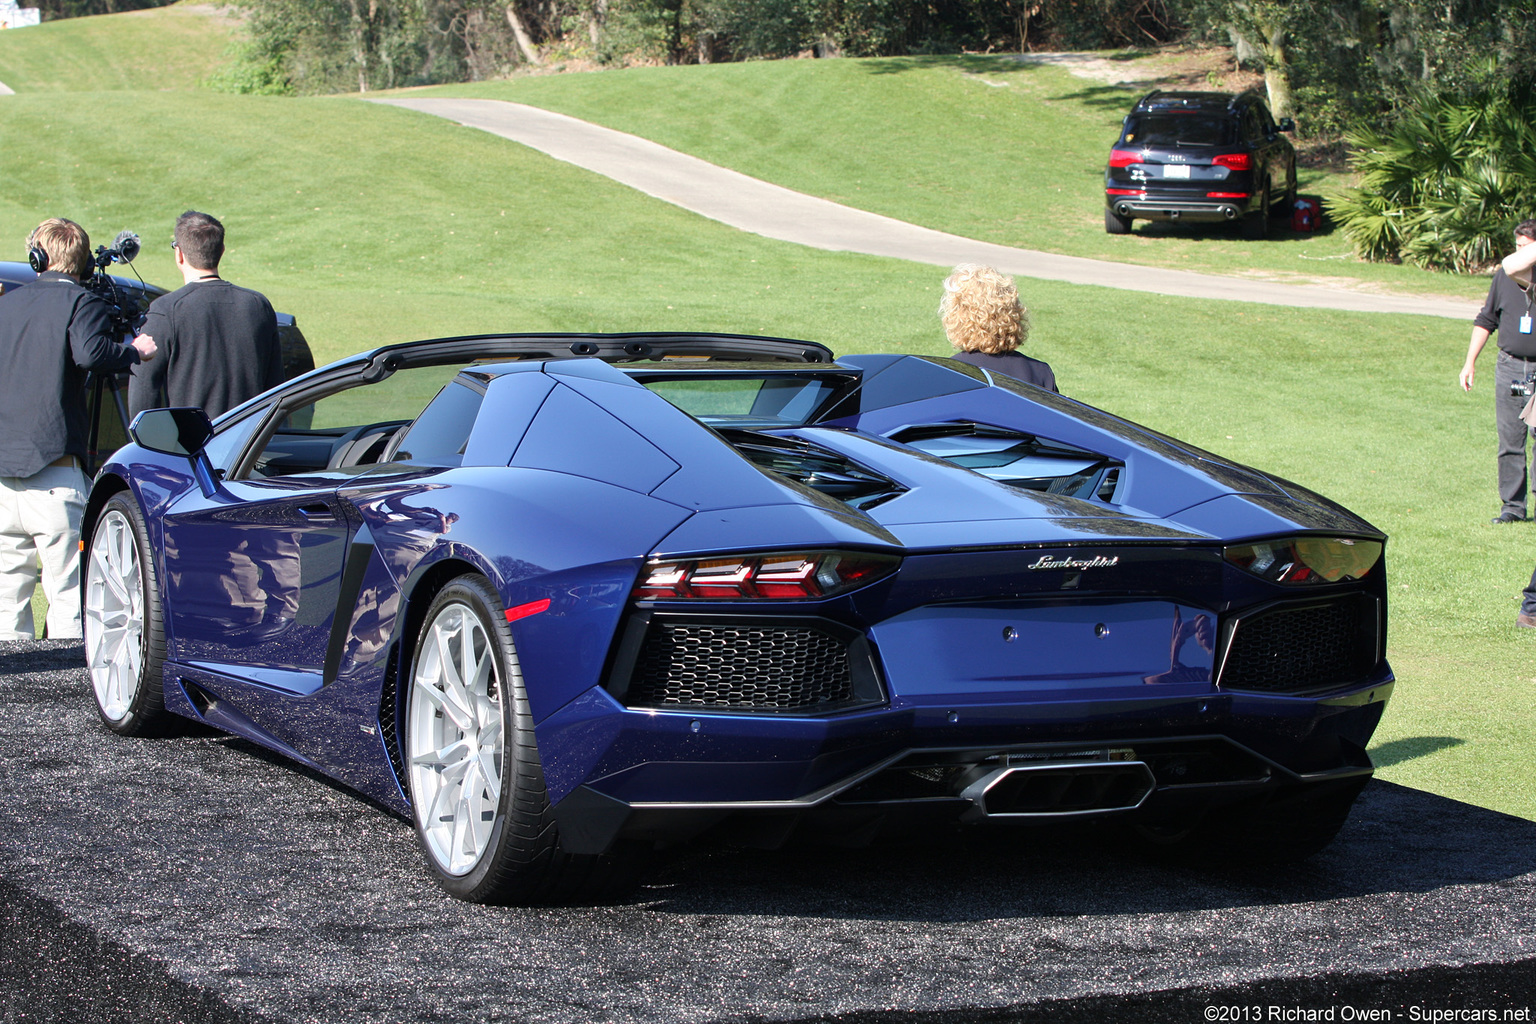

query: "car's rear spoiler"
left=359, top=332, right=834, bottom=382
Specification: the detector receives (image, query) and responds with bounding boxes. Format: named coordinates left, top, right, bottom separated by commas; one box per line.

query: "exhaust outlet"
left=959, top=761, right=1155, bottom=819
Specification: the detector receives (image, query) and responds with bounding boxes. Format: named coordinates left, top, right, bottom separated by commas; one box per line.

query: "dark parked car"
left=1104, top=90, right=1297, bottom=239
left=0, top=260, right=313, bottom=472
left=82, top=334, right=1391, bottom=904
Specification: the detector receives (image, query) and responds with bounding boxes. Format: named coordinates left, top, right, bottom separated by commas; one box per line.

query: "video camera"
left=86, top=230, right=146, bottom=338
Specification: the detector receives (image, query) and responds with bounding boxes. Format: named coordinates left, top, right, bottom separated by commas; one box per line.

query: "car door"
left=158, top=362, right=471, bottom=694
left=160, top=457, right=356, bottom=694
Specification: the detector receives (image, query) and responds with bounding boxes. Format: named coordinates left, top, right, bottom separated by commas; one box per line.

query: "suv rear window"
left=1123, top=114, right=1233, bottom=148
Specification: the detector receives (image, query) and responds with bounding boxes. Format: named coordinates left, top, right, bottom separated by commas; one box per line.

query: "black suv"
left=1104, top=90, right=1296, bottom=239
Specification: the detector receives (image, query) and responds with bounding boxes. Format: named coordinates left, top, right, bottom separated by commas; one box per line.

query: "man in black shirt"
left=129, top=211, right=281, bottom=421
left=1461, top=220, right=1536, bottom=525
left=0, top=218, right=155, bottom=640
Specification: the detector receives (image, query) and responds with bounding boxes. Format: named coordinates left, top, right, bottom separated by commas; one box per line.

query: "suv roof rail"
left=1136, top=88, right=1163, bottom=109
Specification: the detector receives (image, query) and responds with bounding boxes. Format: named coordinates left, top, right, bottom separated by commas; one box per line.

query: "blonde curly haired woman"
left=939, top=264, right=1057, bottom=392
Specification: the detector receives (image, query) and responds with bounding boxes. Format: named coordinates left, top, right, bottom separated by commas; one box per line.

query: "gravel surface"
left=2, top=639, right=1533, bottom=1023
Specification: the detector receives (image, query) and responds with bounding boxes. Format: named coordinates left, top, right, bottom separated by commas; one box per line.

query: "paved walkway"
left=375, top=96, right=1478, bottom=321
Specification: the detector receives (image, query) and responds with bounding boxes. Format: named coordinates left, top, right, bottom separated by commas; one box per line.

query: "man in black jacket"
left=0, top=218, right=156, bottom=641
left=1460, top=219, right=1536, bottom=524
left=129, top=211, right=281, bottom=420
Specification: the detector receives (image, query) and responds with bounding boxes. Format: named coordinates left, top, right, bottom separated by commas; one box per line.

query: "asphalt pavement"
left=373, top=96, right=1479, bottom=322
left=2, top=639, right=1533, bottom=1023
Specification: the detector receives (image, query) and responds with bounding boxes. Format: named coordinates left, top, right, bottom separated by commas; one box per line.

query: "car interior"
left=236, top=362, right=472, bottom=479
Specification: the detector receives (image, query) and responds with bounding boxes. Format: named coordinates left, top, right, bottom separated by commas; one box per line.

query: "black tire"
left=1134, top=777, right=1367, bottom=865
left=1240, top=190, right=1269, bottom=240
left=1105, top=206, right=1133, bottom=235
left=1271, top=168, right=1297, bottom=221
left=403, top=574, right=641, bottom=904
left=82, top=492, right=169, bottom=736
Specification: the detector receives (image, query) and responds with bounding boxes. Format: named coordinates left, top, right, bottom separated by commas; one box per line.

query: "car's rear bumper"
left=541, top=675, right=1392, bottom=854
left=1106, top=194, right=1254, bottom=222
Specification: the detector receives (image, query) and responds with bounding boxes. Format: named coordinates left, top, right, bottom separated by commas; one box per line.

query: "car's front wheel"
left=83, top=492, right=168, bottom=735
left=404, top=575, right=639, bottom=904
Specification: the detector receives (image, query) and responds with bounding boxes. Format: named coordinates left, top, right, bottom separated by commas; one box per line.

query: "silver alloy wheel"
left=407, top=600, right=505, bottom=877
left=84, top=508, right=144, bottom=723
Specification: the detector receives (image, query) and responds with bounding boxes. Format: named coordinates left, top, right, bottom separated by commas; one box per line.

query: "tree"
left=1173, top=0, right=1536, bottom=134
left=33, top=0, right=172, bottom=17
left=221, top=0, right=450, bottom=93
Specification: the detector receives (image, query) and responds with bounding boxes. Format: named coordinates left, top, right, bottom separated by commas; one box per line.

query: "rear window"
left=638, top=374, right=843, bottom=428
left=1123, top=114, right=1234, bottom=148
left=391, top=379, right=484, bottom=465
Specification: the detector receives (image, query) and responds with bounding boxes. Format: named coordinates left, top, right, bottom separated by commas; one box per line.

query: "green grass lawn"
left=0, top=1, right=235, bottom=93
left=423, top=57, right=1488, bottom=303
left=1, top=15, right=1531, bottom=823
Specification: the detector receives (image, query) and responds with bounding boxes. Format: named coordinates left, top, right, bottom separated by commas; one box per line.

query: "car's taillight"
left=1108, top=149, right=1142, bottom=168
left=1223, top=537, right=1382, bottom=585
left=1213, top=153, right=1252, bottom=171
left=1105, top=188, right=1145, bottom=196
left=1206, top=192, right=1249, bottom=199
left=634, top=550, right=899, bottom=601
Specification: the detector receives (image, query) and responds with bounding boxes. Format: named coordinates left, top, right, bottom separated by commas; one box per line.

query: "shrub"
left=1330, top=72, right=1536, bottom=273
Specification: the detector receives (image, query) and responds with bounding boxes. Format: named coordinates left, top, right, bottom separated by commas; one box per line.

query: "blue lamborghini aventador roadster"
left=82, top=333, right=1391, bottom=903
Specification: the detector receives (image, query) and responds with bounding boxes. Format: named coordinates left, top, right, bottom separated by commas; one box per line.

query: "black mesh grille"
left=1220, top=599, right=1376, bottom=694
left=627, top=622, right=855, bottom=711
left=377, top=649, right=406, bottom=786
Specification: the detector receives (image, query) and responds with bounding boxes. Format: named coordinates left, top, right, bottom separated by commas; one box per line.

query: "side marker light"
left=505, top=598, right=551, bottom=622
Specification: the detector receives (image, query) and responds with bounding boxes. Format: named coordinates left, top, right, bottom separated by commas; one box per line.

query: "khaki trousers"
left=0, top=460, right=87, bottom=641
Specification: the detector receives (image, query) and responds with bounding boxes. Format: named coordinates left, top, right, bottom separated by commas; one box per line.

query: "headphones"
left=27, top=244, right=47, bottom=274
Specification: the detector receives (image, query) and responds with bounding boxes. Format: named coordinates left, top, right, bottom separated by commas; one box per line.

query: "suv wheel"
left=1105, top=207, right=1133, bottom=235
left=1271, top=166, right=1297, bottom=221
left=1240, top=188, right=1269, bottom=240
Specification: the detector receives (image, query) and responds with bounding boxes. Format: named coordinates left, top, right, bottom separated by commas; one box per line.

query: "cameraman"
left=0, top=218, right=155, bottom=642
left=1460, top=219, right=1536, bottom=524
left=129, top=211, right=280, bottom=421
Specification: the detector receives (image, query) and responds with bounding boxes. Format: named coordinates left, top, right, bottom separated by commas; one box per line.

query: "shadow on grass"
left=1370, top=735, right=1466, bottom=768
left=859, top=54, right=1041, bottom=77
left=1054, top=82, right=1144, bottom=111
left=1126, top=213, right=1341, bottom=243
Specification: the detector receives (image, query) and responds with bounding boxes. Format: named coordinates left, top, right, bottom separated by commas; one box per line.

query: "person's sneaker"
left=1518, top=612, right=1536, bottom=629
left=1492, top=512, right=1528, bottom=524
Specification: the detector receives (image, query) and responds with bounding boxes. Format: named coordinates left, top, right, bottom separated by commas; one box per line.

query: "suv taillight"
left=1108, top=149, right=1141, bottom=168
left=1213, top=153, right=1252, bottom=171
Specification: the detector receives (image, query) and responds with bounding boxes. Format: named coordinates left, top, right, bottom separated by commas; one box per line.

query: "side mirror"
left=1277, top=117, right=1296, bottom=133
left=130, top=407, right=214, bottom=457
